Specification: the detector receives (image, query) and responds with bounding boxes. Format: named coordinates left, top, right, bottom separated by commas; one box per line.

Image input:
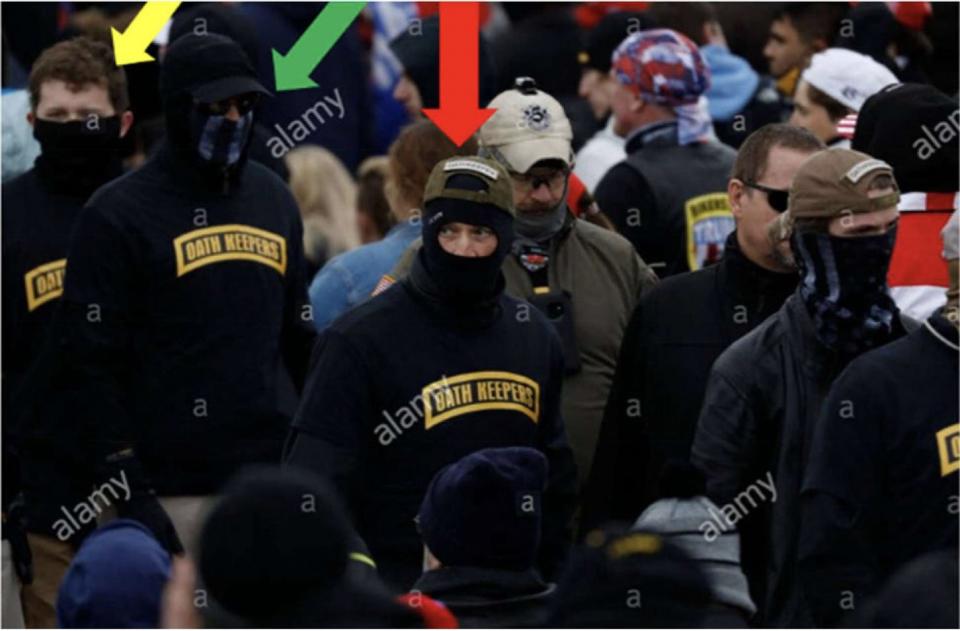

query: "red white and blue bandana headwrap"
left=612, top=29, right=713, bottom=145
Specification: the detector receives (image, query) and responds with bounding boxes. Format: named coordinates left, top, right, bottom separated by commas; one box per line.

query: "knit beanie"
left=632, top=462, right=757, bottom=618
left=418, top=447, right=547, bottom=570
left=57, top=519, right=172, bottom=628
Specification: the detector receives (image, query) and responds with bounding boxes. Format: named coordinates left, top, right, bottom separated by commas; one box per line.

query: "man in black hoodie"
left=285, top=157, right=578, bottom=591
left=2, top=36, right=134, bottom=628
left=582, top=124, right=824, bottom=534
left=36, top=33, right=315, bottom=560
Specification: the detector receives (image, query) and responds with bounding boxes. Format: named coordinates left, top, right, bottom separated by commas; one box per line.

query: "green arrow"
left=272, top=2, right=366, bottom=92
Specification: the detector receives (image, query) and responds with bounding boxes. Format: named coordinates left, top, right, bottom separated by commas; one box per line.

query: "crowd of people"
left=1, top=1, right=958, bottom=628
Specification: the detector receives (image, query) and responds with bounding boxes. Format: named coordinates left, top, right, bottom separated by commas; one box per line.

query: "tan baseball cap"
left=478, top=77, right=573, bottom=174
left=423, top=157, right=516, bottom=217
left=770, top=148, right=900, bottom=241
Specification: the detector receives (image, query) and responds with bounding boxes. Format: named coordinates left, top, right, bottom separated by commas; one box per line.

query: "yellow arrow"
left=111, top=1, right=182, bottom=66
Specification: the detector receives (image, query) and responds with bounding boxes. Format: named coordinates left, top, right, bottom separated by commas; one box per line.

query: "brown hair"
left=731, top=123, right=825, bottom=184
left=805, top=83, right=853, bottom=123
left=387, top=120, right=479, bottom=221
left=647, top=2, right=717, bottom=45
left=356, top=156, right=394, bottom=238
left=778, top=3, right=847, bottom=49
left=29, top=37, right=129, bottom=112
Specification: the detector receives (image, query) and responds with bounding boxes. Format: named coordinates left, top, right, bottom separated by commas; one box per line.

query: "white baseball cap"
left=479, top=77, right=573, bottom=174
left=801, top=48, right=899, bottom=112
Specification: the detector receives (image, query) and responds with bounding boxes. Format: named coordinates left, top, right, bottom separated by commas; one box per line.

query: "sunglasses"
left=744, top=181, right=789, bottom=213
left=510, top=167, right=569, bottom=196
left=196, top=93, right=260, bottom=117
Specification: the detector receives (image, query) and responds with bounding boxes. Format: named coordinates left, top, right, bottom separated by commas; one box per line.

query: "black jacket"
left=582, top=233, right=795, bottom=533
left=2, top=168, right=90, bottom=523
left=690, top=291, right=908, bottom=627
left=593, top=121, right=737, bottom=278
left=35, top=141, right=315, bottom=505
left=799, top=311, right=960, bottom=627
left=412, top=566, right=555, bottom=628
left=285, top=257, right=578, bottom=591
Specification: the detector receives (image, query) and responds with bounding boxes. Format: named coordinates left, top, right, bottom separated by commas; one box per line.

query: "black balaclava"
left=159, top=33, right=264, bottom=189
left=414, top=173, right=515, bottom=306
left=793, top=225, right=899, bottom=359
left=33, top=116, right=123, bottom=198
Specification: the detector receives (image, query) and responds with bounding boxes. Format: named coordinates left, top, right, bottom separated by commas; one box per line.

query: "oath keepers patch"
left=422, top=371, right=540, bottom=430
left=685, top=192, right=735, bottom=271
left=24, top=258, right=67, bottom=311
left=173, top=224, right=287, bottom=277
left=936, top=423, right=960, bottom=477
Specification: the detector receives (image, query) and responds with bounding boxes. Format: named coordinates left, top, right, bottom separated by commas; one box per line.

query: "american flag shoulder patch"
left=372, top=274, right=396, bottom=296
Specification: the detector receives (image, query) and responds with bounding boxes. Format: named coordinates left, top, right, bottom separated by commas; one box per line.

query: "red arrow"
left=422, top=2, right=496, bottom=147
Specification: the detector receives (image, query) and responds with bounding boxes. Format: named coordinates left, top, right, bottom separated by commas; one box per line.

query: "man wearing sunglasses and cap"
left=582, top=124, right=824, bottom=535
left=691, top=148, right=914, bottom=626
left=286, top=157, right=577, bottom=591
left=40, top=33, right=315, bottom=557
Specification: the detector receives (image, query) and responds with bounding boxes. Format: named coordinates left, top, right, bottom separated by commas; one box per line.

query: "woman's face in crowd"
left=438, top=222, right=498, bottom=257
left=789, top=81, right=840, bottom=143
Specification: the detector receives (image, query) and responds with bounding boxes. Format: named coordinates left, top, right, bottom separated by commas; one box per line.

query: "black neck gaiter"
left=33, top=117, right=123, bottom=198
left=793, top=226, right=899, bottom=359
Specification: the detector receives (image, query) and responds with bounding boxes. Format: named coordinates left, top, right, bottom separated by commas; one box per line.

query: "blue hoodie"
left=57, top=520, right=172, bottom=628
left=702, top=44, right=760, bottom=123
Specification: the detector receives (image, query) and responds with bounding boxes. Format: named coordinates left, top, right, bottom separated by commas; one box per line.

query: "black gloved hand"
left=116, top=493, right=184, bottom=555
left=102, top=449, right=184, bottom=556
left=2, top=493, right=33, bottom=585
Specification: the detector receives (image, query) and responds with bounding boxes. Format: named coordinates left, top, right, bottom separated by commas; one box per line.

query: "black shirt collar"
left=624, top=120, right=679, bottom=153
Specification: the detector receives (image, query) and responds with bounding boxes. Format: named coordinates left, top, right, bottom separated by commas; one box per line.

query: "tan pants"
left=20, top=534, right=73, bottom=629
left=2, top=541, right=26, bottom=628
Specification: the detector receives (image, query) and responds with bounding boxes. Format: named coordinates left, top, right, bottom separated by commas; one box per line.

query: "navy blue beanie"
left=418, top=446, right=548, bottom=570
left=57, top=519, right=172, bottom=628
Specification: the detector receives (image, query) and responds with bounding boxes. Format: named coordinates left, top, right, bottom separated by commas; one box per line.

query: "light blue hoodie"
left=702, top=44, right=760, bottom=123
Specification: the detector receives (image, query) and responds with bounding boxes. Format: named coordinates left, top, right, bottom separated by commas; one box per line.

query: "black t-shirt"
left=287, top=274, right=578, bottom=590
left=800, top=312, right=960, bottom=626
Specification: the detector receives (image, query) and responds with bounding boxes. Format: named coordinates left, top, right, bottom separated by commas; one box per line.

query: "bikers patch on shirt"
left=173, top=224, right=287, bottom=277
left=936, top=423, right=960, bottom=476
left=685, top=192, right=735, bottom=271
left=24, top=258, right=67, bottom=311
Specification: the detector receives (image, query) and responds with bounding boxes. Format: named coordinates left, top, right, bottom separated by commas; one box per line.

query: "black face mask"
left=418, top=198, right=515, bottom=305
left=793, top=226, right=899, bottom=358
left=189, top=109, right=254, bottom=168
left=33, top=116, right=122, bottom=197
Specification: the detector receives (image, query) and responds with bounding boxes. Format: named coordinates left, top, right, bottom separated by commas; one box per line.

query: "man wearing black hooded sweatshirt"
left=38, top=33, right=315, bottom=560
left=2, top=36, right=133, bottom=628
left=285, top=157, right=578, bottom=591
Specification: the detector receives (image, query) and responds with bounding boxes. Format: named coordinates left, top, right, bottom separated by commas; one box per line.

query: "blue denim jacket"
left=308, top=219, right=420, bottom=332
